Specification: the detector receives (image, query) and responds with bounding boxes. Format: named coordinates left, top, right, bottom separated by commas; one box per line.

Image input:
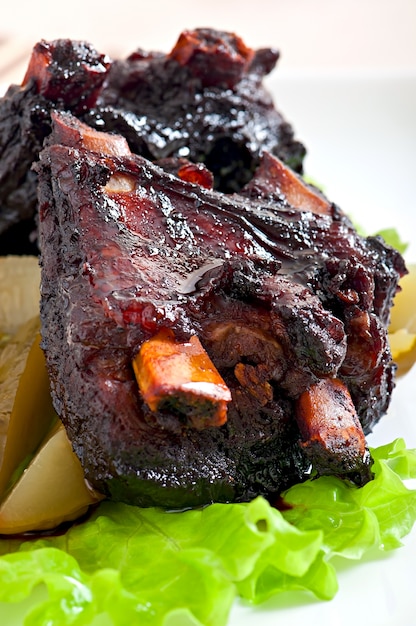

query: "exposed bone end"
left=295, top=378, right=373, bottom=485
left=274, top=160, right=330, bottom=215
left=104, top=173, right=137, bottom=193
left=22, top=40, right=51, bottom=90
left=50, top=110, right=131, bottom=158
left=21, top=40, right=110, bottom=112
left=133, top=328, right=231, bottom=429
left=169, top=28, right=254, bottom=88
left=247, top=152, right=331, bottom=216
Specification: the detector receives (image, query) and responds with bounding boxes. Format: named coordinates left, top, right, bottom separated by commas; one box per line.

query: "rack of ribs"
left=0, top=28, right=407, bottom=508
left=35, top=110, right=405, bottom=508
left=0, top=29, right=304, bottom=253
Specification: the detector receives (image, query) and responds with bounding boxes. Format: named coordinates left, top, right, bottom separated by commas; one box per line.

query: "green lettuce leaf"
left=351, top=222, right=408, bottom=254
left=0, top=439, right=415, bottom=625
left=281, top=438, right=416, bottom=556
left=374, top=228, right=408, bottom=254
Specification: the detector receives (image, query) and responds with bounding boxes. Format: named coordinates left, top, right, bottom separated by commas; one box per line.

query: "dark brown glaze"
left=0, top=29, right=304, bottom=253
left=35, top=111, right=405, bottom=508
left=0, top=39, right=110, bottom=252
left=86, top=28, right=305, bottom=192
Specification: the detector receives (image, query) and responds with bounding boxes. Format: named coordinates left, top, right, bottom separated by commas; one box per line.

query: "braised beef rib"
left=0, top=29, right=304, bottom=254
left=35, top=111, right=405, bottom=508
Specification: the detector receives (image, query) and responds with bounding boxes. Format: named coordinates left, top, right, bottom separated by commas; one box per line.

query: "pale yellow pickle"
left=0, top=256, right=102, bottom=535
left=389, top=264, right=416, bottom=375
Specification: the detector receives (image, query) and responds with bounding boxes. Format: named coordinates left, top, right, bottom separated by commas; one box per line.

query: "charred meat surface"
left=0, top=29, right=407, bottom=509
left=35, top=111, right=405, bottom=508
left=0, top=39, right=111, bottom=253
left=88, top=28, right=305, bottom=192
left=295, top=378, right=372, bottom=485
left=0, top=29, right=304, bottom=253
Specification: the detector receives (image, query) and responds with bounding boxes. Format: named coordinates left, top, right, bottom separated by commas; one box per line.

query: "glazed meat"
left=0, top=29, right=304, bottom=254
left=0, top=29, right=406, bottom=509
left=35, top=111, right=406, bottom=508
left=87, top=28, right=305, bottom=192
left=0, top=39, right=111, bottom=254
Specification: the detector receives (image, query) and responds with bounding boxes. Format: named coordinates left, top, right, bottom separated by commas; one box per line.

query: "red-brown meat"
left=0, top=29, right=304, bottom=253
left=35, top=111, right=405, bottom=507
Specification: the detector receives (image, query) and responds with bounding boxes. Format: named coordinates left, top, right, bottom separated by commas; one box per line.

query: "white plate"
left=229, top=71, right=416, bottom=626
left=1, top=73, right=416, bottom=626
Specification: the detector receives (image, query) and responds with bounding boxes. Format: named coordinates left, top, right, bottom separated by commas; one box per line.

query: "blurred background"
left=1, top=0, right=416, bottom=80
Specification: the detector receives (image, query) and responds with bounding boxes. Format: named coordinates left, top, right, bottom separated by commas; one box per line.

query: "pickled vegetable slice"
left=0, top=421, right=103, bottom=534
left=389, top=263, right=416, bottom=375
left=0, top=317, right=56, bottom=494
left=0, top=256, right=40, bottom=334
